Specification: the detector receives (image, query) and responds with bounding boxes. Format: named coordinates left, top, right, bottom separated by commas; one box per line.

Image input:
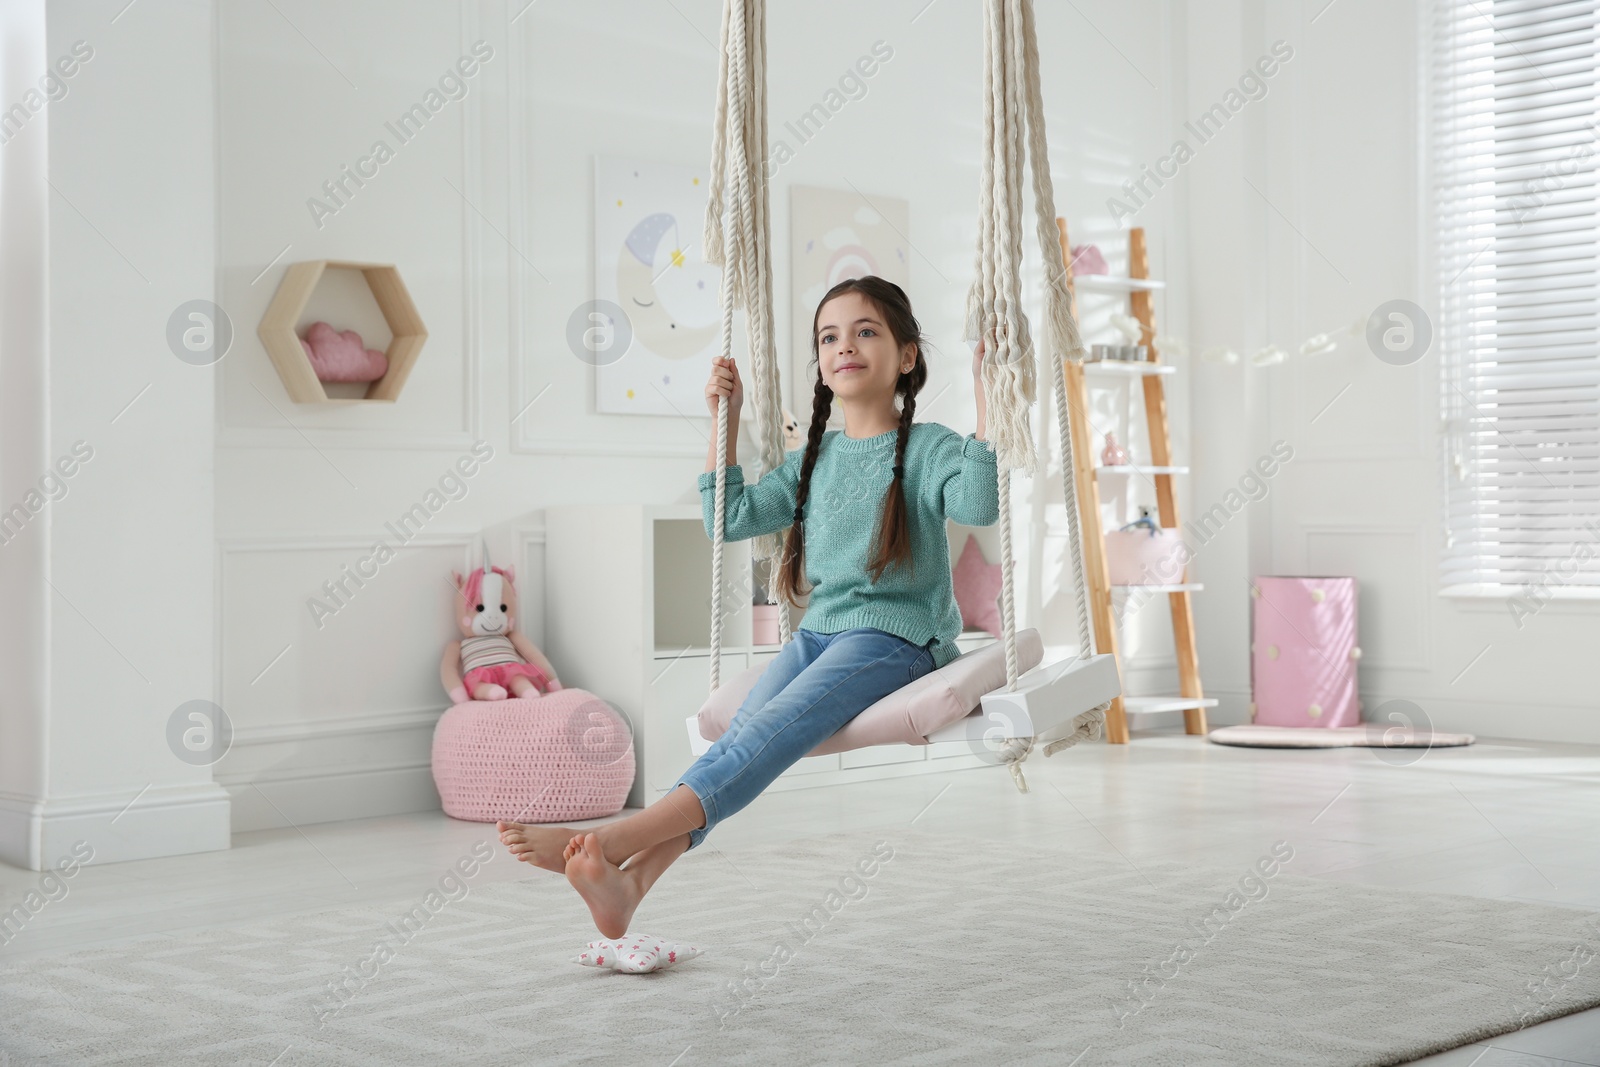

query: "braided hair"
left=775, top=276, right=930, bottom=608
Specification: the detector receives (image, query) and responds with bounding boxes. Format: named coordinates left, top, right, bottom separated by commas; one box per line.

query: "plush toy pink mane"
left=461, top=565, right=513, bottom=606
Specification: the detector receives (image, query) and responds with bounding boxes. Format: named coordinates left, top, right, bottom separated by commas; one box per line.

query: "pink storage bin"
left=1105, top=528, right=1188, bottom=586
left=752, top=604, right=780, bottom=646
left=1250, top=576, right=1361, bottom=727
left=431, top=689, right=634, bottom=823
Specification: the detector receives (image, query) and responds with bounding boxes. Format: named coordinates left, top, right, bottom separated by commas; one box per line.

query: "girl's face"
left=815, top=291, right=914, bottom=401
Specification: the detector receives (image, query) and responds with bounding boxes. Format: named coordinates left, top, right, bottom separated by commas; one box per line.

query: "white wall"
left=14, top=0, right=1569, bottom=862
left=210, top=0, right=1188, bottom=831
left=0, top=0, right=227, bottom=870
left=1180, top=0, right=1600, bottom=744
left=0, top=0, right=55, bottom=870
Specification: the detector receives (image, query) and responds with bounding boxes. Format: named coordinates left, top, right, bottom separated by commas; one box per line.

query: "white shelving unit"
left=1060, top=223, right=1208, bottom=743
left=544, top=504, right=1003, bottom=808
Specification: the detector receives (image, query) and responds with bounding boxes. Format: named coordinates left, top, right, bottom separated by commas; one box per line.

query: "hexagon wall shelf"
left=258, top=260, right=427, bottom=404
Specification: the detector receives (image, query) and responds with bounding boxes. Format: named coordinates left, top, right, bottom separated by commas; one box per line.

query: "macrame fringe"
left=705, top=0, right=792, bottom=663
left=964, top=0, right=1093, bottom=481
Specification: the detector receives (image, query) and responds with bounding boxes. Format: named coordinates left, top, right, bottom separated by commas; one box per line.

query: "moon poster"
left=593, top=156, right=724, bottom=416
left=789, top=185, right=911, bottom=431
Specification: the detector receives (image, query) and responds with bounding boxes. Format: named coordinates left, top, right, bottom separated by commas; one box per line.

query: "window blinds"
left=1435, top=0, right=1600, bottom=590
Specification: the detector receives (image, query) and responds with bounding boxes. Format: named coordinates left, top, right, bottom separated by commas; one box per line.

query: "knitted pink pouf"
left=431, top=689, right=635, bottom=823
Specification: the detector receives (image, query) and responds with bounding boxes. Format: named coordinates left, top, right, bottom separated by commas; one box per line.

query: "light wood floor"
left=2, top=727, right=1597, bottom=1065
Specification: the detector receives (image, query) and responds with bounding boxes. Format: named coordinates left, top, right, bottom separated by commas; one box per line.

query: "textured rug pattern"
left=2, top=829, right=1598, bottom=1066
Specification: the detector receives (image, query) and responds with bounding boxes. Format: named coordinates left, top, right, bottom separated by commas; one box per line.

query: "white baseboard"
left=1359, top=690, right=1600, bottom=747
left=220, top=705, right=445, bottom=832
left=0, top=781, right=232, bottom=872
left=224, top=762, right=441, bottom=833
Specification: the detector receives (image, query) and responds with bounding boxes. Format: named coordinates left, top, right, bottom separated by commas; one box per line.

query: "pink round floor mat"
left=1207, top=724, right=1476, bottom=748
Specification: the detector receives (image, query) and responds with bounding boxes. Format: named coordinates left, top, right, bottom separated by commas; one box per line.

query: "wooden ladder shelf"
left=1056, top=222, right=1212, bottom=744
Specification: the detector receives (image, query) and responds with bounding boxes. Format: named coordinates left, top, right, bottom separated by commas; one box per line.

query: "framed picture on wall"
left=789, top=184, right=910, bottom=432
left=593, top=155, right=724, bottom=416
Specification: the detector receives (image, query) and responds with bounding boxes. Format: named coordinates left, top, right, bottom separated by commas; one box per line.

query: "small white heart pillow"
left=573, top=933, right=700, bottom=974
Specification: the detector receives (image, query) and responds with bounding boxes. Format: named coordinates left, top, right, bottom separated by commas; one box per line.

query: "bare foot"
left=562, top=833, right=585, bottom=865
left=497, top=820, right=580, bottom=874
left=565, top=832, right=641, bottom=939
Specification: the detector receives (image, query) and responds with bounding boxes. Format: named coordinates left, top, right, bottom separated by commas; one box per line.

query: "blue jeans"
left=672, top=626, right=937, bottom=851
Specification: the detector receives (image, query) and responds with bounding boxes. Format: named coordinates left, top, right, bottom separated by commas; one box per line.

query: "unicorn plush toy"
left=441, top=556, right=563, bottom=704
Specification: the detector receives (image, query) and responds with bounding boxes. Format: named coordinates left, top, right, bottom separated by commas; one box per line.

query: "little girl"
left=499, top=275, right=999, bottom=937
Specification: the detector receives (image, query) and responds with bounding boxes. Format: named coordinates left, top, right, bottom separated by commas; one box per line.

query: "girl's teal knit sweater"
left=697, top=421, right=1000, bottom=669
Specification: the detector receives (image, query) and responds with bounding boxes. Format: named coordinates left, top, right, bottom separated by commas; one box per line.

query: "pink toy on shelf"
left=1104, top=527, right=1186, bottom=586
left=1070, top=243, right=1108, bottom=275
left=1100, top=431, right=1130, bottom=467
left=752, top=603, right=781, bottom=645
left=299, top=321, right=389, bottom=383
left=1250, top=576, right=1361, bottom=727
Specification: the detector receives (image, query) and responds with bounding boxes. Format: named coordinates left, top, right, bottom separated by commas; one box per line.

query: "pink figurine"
left=1101, top=431, right=1130, bottom=467
left=441, top=560, right=564, bottom=703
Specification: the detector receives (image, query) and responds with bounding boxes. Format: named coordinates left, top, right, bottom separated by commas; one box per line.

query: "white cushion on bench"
left=691, top=629, right=1044, bottom=757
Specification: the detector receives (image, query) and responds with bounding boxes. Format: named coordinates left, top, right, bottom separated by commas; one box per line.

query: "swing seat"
left=687, top=629, right=1120, bottom=759
left=924, top=651, right=1120, bottom=750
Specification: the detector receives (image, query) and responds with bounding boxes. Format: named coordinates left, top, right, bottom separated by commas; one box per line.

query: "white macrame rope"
left=967, top=0, right=1097, bottom=651
left=997, top=469, right=1019, bottom=692
left=1044, top=704, right=1109, bottom=756
left=1019, top=0, right=1092, bottom=658
left=744, top=0, right=792, bottom=647
left=706, top=0, right=745, bottom=693
left=1020, top=0, right=1085, bottom=369
left=965, top=0, right=1104, bottom=785
left=967, top=0, right=1038, bottom=478
left=707, top=0, right=793, bottom=686
left=1052, top=319, right=1094, bottom=655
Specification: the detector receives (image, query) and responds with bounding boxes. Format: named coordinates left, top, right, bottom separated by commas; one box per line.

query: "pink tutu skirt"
left=464, top=661, right=550, bottom=693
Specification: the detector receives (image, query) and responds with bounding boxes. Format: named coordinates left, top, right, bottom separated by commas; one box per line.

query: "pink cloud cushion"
left=695, top=628, right=1043, bottom=755
left=299, top=320, right=389, bottom=383
left=952, top=535, right=1003, bottom=638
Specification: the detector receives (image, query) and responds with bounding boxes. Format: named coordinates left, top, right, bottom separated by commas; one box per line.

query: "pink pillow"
left=299, top=321, right=389, bottom=383
left=952, top=535, right=1003, bottom=638
left=694, top=628, right=1044, bottom=755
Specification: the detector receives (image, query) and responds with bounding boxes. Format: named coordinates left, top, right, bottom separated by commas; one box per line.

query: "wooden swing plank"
left=922, top=653, right=1121, bottom=746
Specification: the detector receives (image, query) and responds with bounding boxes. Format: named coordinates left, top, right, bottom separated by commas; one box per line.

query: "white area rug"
left=3, top=829, right=1597, bottom=1066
